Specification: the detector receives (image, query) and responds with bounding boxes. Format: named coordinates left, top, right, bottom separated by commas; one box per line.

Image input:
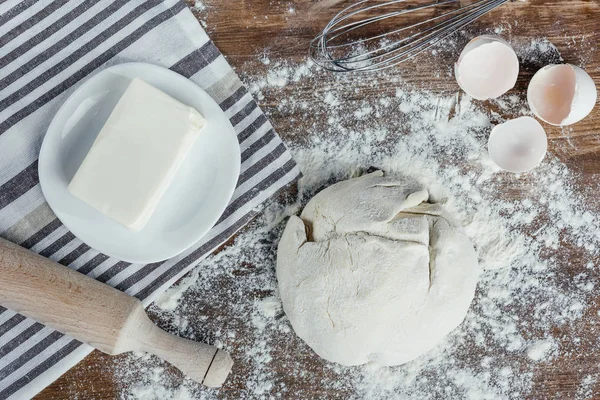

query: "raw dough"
left=276, top=171, right=479, bottom=366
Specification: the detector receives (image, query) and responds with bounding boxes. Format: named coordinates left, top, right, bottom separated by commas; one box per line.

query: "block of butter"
left=69, top=77, right=206, bottom=232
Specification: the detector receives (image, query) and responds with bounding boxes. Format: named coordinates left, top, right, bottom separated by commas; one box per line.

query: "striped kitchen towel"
left=0, top=1, right=301, bottom=398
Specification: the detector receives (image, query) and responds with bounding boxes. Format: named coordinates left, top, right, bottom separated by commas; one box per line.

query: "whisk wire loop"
left=310, top=0, right=510, bottom=72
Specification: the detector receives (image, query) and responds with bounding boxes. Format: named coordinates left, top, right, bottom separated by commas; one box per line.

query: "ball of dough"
left=276, top=171, right=479, bottom=366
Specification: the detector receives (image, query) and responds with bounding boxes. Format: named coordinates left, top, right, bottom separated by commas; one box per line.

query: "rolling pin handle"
left=128, top=308, right=233, bottom=387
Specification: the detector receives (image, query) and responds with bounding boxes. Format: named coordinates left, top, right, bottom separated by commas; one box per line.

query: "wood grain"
left=36, top=0, right=600, bottom=399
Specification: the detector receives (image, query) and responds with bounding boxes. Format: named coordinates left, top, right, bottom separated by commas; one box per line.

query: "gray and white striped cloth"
left=0, top=1, right=301, bottom=398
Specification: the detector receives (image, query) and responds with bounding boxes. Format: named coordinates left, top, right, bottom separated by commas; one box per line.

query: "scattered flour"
left=114, top=28, right=600, bottom=400
left=154, top=269, right=200, bottom=311
left=191, top=1, right=205, bottom=12
left=577, top=375, right=597, bottom=399
left=526, top=340, right=554, bottom=361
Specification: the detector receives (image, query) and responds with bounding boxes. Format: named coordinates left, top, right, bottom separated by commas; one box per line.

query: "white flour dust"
left=115, top=34, right=600, bottom=399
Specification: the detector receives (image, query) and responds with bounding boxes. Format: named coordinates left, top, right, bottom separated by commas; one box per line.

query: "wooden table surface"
left=37, top=0, right=600, bottom=399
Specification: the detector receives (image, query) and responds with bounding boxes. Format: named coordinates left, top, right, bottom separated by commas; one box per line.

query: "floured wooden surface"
left=37, top=1, right=600, bottom=399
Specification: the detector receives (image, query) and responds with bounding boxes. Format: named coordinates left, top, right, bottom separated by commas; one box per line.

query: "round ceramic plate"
left=39, top=63, right=241, bottom=263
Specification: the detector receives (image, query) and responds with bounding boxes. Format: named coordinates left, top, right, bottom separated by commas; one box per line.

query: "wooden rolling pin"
left=0, top=238, right=233, bottom=387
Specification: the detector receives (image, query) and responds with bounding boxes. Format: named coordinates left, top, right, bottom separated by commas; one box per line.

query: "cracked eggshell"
left=455, top=35, right=519, bottom=100
left=488, top=116, right=547, bottom=173
left=527, top=64, right=597, bottom=126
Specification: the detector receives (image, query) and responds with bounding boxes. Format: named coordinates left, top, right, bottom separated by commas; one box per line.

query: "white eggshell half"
left=527, top=63, right=598, bottom=126
left=455, top=35, right=519, bottom=100
left=488, top=116, right=548, bottom=173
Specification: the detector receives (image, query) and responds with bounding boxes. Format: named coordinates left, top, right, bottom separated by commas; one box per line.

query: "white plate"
left=39, top=63, right=241, bottom=263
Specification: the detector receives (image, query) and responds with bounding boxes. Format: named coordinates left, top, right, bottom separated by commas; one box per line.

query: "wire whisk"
left=310, top=0, right=510, bottom=72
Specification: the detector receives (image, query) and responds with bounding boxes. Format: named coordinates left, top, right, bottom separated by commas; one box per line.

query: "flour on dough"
left=276, top=171, right=479, bottom=366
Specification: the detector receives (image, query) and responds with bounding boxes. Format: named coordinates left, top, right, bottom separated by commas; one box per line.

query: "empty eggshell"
left=455, top=35, right=519, bottom=100
left=488, top=116, right=548, bottom=173
left=527, top=64, right=597, bottom=126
